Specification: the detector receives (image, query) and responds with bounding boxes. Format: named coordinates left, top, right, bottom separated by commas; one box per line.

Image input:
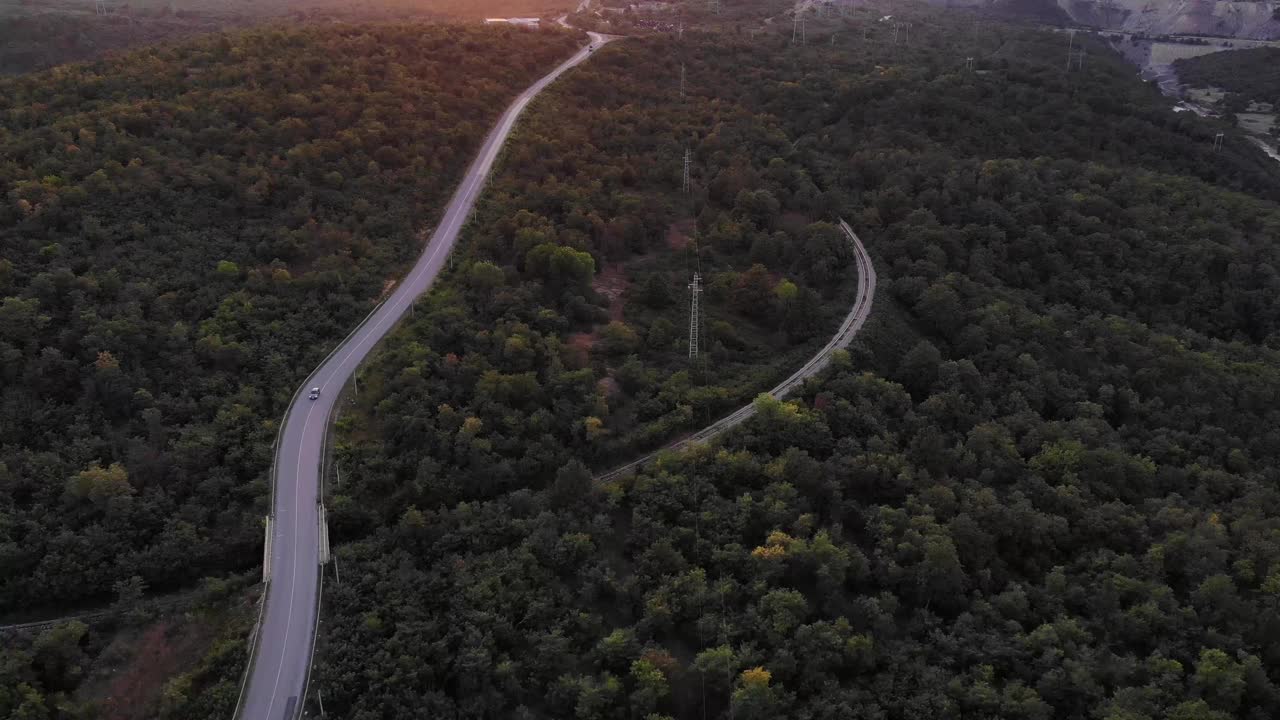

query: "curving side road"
left=235, top=31, right=614, bottom=720
left=597, top=219, right=875, bottom=481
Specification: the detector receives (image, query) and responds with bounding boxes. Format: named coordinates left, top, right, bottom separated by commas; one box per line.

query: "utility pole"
left=965, top=56, right=974, bottom=71
left=682, top=148, right=691, bottom=194
left=680, top=63, right=686, bottom=99
left=688, top=273, right=702, bottom=359
left=1066, top=30, right=1075, bottom=71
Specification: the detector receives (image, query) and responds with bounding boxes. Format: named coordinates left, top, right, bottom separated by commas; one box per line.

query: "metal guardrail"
left=0, top=612, right=111, bottom=635
left=0, top=592, right=191, bottom=636
left=596, top=220, right=875, bottom=482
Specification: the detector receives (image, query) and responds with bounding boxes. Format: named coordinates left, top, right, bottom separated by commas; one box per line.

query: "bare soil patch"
left=666, top=218, right=696, bottom=250
left=378, top=277, right=398, bottom=300
left=566, top=331, right=596, bottom=368
left=80, top=616, right=215, bottom=720
left=592, top=264, right=630, bottom=322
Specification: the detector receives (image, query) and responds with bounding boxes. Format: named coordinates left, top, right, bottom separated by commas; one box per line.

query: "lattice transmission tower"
left=688, top=273, right=702, bottom=359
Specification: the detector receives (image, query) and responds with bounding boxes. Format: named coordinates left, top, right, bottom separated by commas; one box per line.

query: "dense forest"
left=0, top=0, right=572, bottom=75
left=0, top=12, right=240, bottom=76
left=0, top=23, right=580, bottom=718
left=5, top=4, right=1280, bottom=720
left=312, top=15, right=1280, bottom=720
left=1174, top=46, right=1280, bottom=107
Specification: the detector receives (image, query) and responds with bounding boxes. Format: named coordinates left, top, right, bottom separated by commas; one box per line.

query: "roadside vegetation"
left=0, top=23, right=578, bottom=718
left=314, top=13, right=1280, bottom=720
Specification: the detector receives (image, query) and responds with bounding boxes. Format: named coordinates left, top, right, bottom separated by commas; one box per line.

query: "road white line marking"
left=319, top=41, right=606, bottom=394
left=264, top=404, right=316, bottom=720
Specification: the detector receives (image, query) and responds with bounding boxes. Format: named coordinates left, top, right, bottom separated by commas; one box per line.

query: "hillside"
left=0, top=22, right=579, bottom=719
left=312, top=13, right=1280, bottom=720
left=1176, top=45, right=1280, bottom=102
left=5, top=2, right=1280, bottom=719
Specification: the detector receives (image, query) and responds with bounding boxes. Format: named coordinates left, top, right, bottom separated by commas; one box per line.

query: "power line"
left=720, top=578, right=733, bottom=720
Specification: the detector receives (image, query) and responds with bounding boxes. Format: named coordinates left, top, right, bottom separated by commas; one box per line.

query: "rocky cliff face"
left=942, top=0, right=1280, bottom=40
left=1060, top=0, right=1280, bottom=39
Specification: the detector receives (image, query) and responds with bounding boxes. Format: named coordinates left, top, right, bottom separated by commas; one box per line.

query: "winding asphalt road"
left=235, top=30, right=613, bottom=720
left=597, top=219, right=875, bottom=481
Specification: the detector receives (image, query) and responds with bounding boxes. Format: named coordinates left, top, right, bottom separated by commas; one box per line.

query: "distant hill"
left=0, top=0, right=573, bottom=75
left=935, top=0, right=1280, bottom=39
left=1175, top=44, right=1280, bottom=99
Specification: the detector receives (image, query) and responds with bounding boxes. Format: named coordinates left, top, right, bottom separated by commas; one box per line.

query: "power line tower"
left=1068, top=47, right=1086, bottom=71
left=688, top=273, right=702, bottom=359
left=893, top=22, right=911, bottom=45
left=707, top=0, right=720, bottom=14
left=792, top=15, right=806, bottom=45
left=1101, top=0, right=1117, bottom=26
left=95, top=0, right=108, bottom=15
left=682, top=148, right=691, bottom=193
left=1213, top=132, right=1225, bottom=151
